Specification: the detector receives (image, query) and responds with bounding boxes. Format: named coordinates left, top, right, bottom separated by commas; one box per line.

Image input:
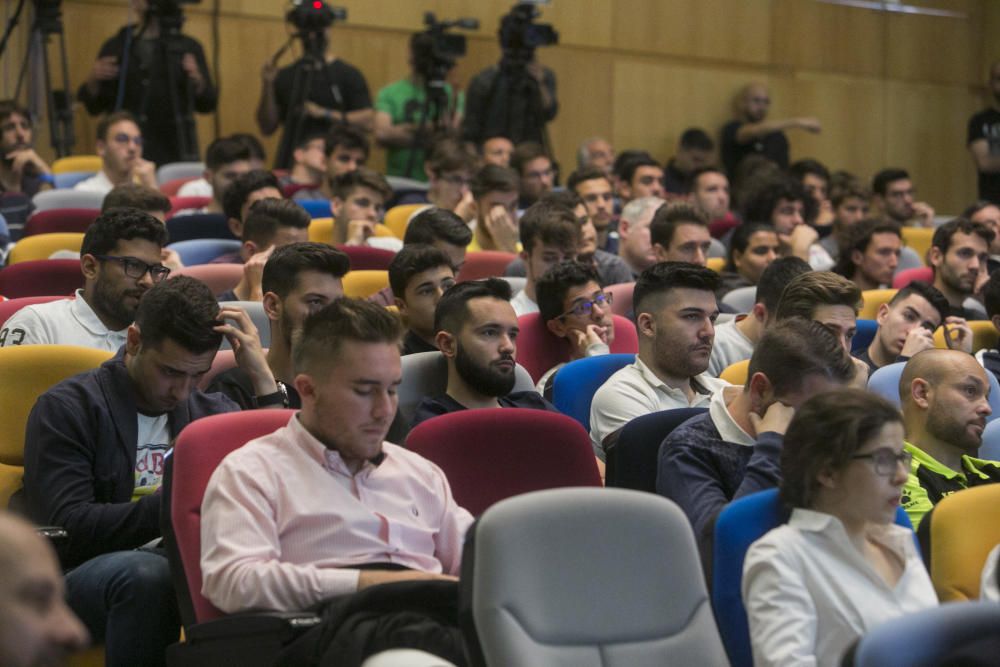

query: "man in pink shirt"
left=200, top=297, right=473, bottom=661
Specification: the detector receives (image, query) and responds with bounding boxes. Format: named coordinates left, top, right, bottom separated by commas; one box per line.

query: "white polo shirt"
left=707, top=317, right=755, bottom=377
left=73, top=171, right=114, bottom=195
left=510, top=289, right=539, bottom=317
left=0, top=290, right=128, bottom=351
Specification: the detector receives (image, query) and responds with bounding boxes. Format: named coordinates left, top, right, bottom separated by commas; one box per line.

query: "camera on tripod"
left=499, top=1, right=558, bottom=65
left=285, top=0, right=346, bottom=59
left=414, top=12, right=478, bottom=85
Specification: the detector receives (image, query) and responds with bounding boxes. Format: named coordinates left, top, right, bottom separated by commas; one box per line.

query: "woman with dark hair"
left=742, top=388, right=937, bottom=666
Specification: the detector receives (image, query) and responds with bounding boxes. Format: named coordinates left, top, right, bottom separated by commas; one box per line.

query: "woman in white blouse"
left=742, top=387, right=938, bottom=667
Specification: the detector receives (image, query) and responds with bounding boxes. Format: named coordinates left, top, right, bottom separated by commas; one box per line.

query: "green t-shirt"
left=375, top=78, right=464, bottom=181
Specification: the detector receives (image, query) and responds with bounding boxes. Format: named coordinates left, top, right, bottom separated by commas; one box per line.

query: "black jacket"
left=22, top=350, right=238, bottom=568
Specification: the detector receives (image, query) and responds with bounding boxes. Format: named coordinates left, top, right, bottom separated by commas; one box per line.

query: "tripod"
left=403, top=64, right=455, bottom=178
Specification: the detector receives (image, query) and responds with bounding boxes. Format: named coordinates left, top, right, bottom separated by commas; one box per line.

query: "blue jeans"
left=66, top=548, right=180, bottom=667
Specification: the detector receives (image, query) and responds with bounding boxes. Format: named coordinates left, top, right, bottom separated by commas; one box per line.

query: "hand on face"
left=567, top=323, right=609, bottom=357
left=941, top=317, right=973, bottom=354
left=213, top=307, right=276, bottom=393
left=484, top=204, right=519, bottom=253
left=132, top=157, right=157, bottom=187
left=899, top=325, right=936, bottom=358
left=345, top=219, right=375, bottom=245
left=749, top=400, right=796, bottom=436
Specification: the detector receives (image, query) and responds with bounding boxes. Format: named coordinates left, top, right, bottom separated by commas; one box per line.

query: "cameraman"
left=257, top=1, right=372, bottom=169
left=462, top=5, right=558, bottom=148
left=374, top=32, right=463, bottom=181
left=77, top=0, right=217, bottom=165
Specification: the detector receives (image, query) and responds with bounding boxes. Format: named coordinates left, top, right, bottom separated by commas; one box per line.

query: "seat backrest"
left=383, top=203, right=428, bottom=240
left=859, top=288, right=898, bottom=320
left=721, top=285, right=757, bottom=314
left=845, top=600, right=1000, bottom=667
left=551, top=353, right=636, bottom=431
left=343, top=270, right=389, bottom=298
left=455, top=251, right=517, bottom=282
left=7, top=233, right=85, bottom=264
left=0, top=260, right=83, bottom=298
left=720, top=359, right=750, bottom=385
left=980, top=419, right=1000, bottom=460
left=197, top=349, right=238, bottom=390
left=298, top=199, right=332, bottom=219
left=167, top=238, right=243, bottom=266
left=24, top=208, right=99, bottom=236
left=925, top=485, right=1000, bottom=602
left=407, top=409, right=601, bottom=516
left=853, top=318, right=879, bottom=352
left=899, top=228, right=934, bottom=267
left=463, top=488, right=728, bottom=667
left=173, top=263, right=243, bottom=295
left=896, top=245, right=924, bottom=272
left=0, top=295, right=65, bottom=327
left=30, top=189, right=105, bottom=212
left=515, top=312, right=638, bottom=383
left=607, top=407, right=708, bottom=491
left=52, top=155, right=102, bottom=174
left=336, top=244, right=396, bottom=271
left=871, top=360, right=1000, bottom=421
left=52, top=171, right=95, bottom=189
left=165, top=213, right=235, bottom=243
left=892, top=266, right=933, bottom=289
left=933, top=320, right=998, bottom=354
left=166, top=195, right=212, bottom=217
left=604, top=281, right=635, bottom=317
left=217, top=300, right=271, bottom=349
left=160, top=177, right=199, bottom=197
left=156, top=161, right=206, bottom=184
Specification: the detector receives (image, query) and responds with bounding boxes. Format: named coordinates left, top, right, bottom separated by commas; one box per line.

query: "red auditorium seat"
left=160, top=176, right=200, bottom=196
left=456, top=251, right=517, bottom=282
left=0, top=259, right=84, bottom=298
left=23, top=208, right=99, bottom=236
left=514, top=312, right=639, bottom=383
left=0, top=295, right=65, bottom=327
left=335, top=244, right=396, bottom=271
left=167, top=196, right=213, bottom=219
left=893, top=266, right=933, bottom=289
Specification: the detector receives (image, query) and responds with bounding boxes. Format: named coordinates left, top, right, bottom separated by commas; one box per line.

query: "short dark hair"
left=633, top=262, right=720, bottom=315
left=748, top=317, right=856, bottom=399
left=775, top=271, right=862, bottom=321
left=539, top=190, right=583, bottom=211
left=96, top=111, right=138, bottom=142
left=678, top=127, right=714, bottom=152
left=518, top=201, right=580, bottom=254
left=755, top=256, right=811, bottom=313
left=510, top=142, right=549, bottom=176
left=931, top=218, right=995, bottom=254
left=293, top=298, right=403, bottom=375
left=81, top=207, right=168, bottom=256
left=789, top=158, right=830, bottom=185
left=101, top=184, right=170, bottom=215
left=962, top=200, right=999, bottom=220
left=612, top=149, right=653, bottom=181
left=620, top=155, right=661, bottom=185
left=0, top=100, right=29, bottom=126
left=222, top=169, right=281, bottom=222
left=470, top=164, right=519, bottom=199
left=329, top=167, right=392, bottom=203
left=741, top=176, right=814, bottom=224
left=135, top=276, right=223, bottom=354
left=833, top=219, right=902, bottom=279
left=567, top=166, right=611, bottom=193
left=204, top=136, right=252, bottom=171
left=241, top=198, right=311, bottom=247
left=293, top=130, right=328, bottom=151
left=831, top=181, right=869, bottom=209
left=781, top=388, right=902, bottom=509
left=434, top=278, right=512, bottom=333
left=536, top=261, right=601, bottom=323
left=725, top=222, right=776, bottom=272
left=426, top=136, right=478, bottom=176
left=404, top=207, right=473, bottom=248
left=230, top=132, right=266, bottom=162
left=325, top=124, right=370, bottom=159
left=262, top=242, right=350, bottom=298
left=872, top=168, right=909, bottom=197
left=889, top=281, right=949, bottom=324
left=388, top=244, right=454, bottom=297
left=687, top=166, right=726, bottom=193
left=649, top=202, right=708, bottom=249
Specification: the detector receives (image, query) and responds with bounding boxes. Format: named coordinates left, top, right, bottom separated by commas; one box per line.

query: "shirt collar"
left=709, top=387, right=755, bottom=447
left=289, top=413, right=387, bottom=477
left=904, top=440, right=990, bottom=481
left=634, top=356, right=713, bottom=398
left=789, top=508, right=912, bottom=554
left=70, top=289, right=128, bottom=338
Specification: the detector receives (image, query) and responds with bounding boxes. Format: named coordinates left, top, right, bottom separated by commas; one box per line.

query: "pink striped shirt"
left=200, top=414, right=474, bottom=613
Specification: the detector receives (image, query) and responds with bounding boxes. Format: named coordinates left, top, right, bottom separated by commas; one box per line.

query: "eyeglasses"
left=94, top=255, right=170, bottom=283
left=558, top=291, right=613, bottom=319
left=111, top=132, right=143, bottom=146
left=850, top=448, right=913, bottom=476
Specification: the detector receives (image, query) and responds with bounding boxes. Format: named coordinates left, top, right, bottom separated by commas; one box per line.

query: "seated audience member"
left=510, top=201, right=580, bottom=316
left=743, top=388, right=937, bottom=667
left=617, top=196, right=665, bottom=279
left=616, top=154, right=666, bottom=204
left=512, top=141, right=555, bottom=209
left=789, top=158, right=833, bottom=227
left=216, top=198, right=312, bottom=302
left=74, top=111, right=156, bottom=194
left=854, top=281, right=961, bottom=374
left=659, top=318, right=856, bottom=563
left=663, top=128, right=715, bottom=195
left=278, top=132, right=327, bottom=200
left=101, top=184, right=182, bottom=271
left=717, top=222, right=780, bottom=297
left=590, top=262, right=728, bottom=460
left=0, top=512, right=90, bottom=666
left=0, top=100, right=53, bottom=199
left=577, top=136, right=615, bottom=175
left=977, top=270, right=1000, bottom=380
left=708, top=256, right=811, bottom=376
left=230, top=132, right=267, bottom=170
left=535, top=261, right=616, bottom=397
left=568, top=166, right=617, bottom=251
left=23, top=277, right=276, bottom=667
left=929, top=218, right=993, bottom=319
left=412, top=278, right=557, bottom=427
left=322, top=125, right=370, bottom=186
left=872, top=168, right=935, bottom=228
left=221, top=169, right=283, bottom=240
left=416, top=137, right=478, bottom=223
left=389, top=245, right=456, bottom=355
left=818, top=180, right=871, bottom=261
left=200, top=298, right=472, bottom=664
left=742, top=176, right=830, bottom=269
left=774, top=270, right=862, bottom=353
left=689, top=166, right=737, bottom=230
left=208, top=242, right=349, bottom=408
left=964, top=200, right=1000, bottom=274
left=832, top=219, right=902, bottom=291
left=175, top=135, right=253, bottom=214
left=900, top=349, right=1000, bottom=529
left=649, top=201, right=712, bottom=267
left=330, top=168, right=402, bottom=252
left=481, top=135, right=514, bottom=168
left=469, top=163, right=520, bottom=252
left=0, top=208, right=168, bottom=350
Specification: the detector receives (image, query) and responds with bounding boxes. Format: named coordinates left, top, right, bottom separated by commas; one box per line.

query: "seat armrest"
left=184, top=611, right=321, bottom=643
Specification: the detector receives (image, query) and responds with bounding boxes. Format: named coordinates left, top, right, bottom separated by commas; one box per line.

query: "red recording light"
left=313, top=1, right=322, bottom=8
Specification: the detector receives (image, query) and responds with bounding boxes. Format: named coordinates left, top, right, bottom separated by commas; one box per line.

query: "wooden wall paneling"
left=885, top=0, right=979, bottom=85
left=770, top=0, right=885, bottom=78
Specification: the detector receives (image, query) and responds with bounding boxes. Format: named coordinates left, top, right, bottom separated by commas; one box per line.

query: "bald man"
left=720, top=82, right=821, bottom=176
left=0, top=513, right=89, bottom=667
left=900, top=349, right=1000, bottom=529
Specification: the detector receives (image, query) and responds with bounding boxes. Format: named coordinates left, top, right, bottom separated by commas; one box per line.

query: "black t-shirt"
left=967, top=108, right=1000, bottom=203
left=720, top=120, right=789, bottom=176
left=411, top=391, right=558, bottom=430
left=401, top=330, right=437, bottom=356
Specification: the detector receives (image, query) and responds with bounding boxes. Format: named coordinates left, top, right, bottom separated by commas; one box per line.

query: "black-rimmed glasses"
left=94, top=255, right=170, bottom=283
left=558, top=292, right=613, bottom=319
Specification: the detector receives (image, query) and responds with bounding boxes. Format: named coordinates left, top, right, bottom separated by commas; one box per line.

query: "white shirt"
left=73, top=170, right=114, bottom=194
left=808, top=243, right=835, bottom=271
left=0, top=290, right=128, bottom=351
left=709, top=386, right=755, bottom=447
left=510, top=289, right=539, bottom=317
left=177, top=177, right=212, bottom=197
left=133, top=413, right=170, bottom=500
left=589, top=356, right=729, bottom=459
left=981, top=544, right=1000, bottom=602
left=743, top=509, right=938, bottom=667
left=707, top=317, right=755, bottom=377
left=367, top=236, right=403, bottom=253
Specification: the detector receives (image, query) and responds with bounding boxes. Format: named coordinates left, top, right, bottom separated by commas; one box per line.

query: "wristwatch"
left=251, top=381, right=289, bottom=408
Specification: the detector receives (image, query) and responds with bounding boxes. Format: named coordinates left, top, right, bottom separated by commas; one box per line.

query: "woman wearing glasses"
left=742, top=387, right=937, bottom=667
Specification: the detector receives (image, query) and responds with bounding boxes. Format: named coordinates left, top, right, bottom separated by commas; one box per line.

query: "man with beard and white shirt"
left=411, top=278, right=557, bottom=428
left=74, top=112, right=157, bottom=194
left=0, top=208, right=168, bottom=350
left=568, top=166, right=616, bottom=252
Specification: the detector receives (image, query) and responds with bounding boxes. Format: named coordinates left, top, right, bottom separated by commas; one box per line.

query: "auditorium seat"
left=550, top=353, right=635, bottom=432
left=900, top=227, right=934, bottom=266
left=23, top=208, right=99, bottom=236
left=859, top=288, right=897, bottom=319
left=31, top=189, right=105, bottom=213
left=160, top=177, right=200, bottom=197
left=217, top=300, right=271, bottom=349
left=604, top=281, right=635, bottom=317
left=514, top=312, right=638, bottom=383
left=0, top=260, right=83, bottom=298
left=156, top=161, right=205, bottom=185
left=167, top=196, right=212, bottom=218
left=343, top=270, right=389, bottom=298
left=383, top=203, right=427, bottom=239
left=53, top=172, right=95, bottom=189
left=707, top=257, right=725, bottom=273
left=307, top=217, right=396, bottom=244
left=606, top=407, right=707, bottom=492
left=720, top=359, right=749, bottom=385
left=720, top=285, right=756, bottom=314
left=297, top=199, right=332, bottom=219
left=7, top=232, right=84, bottom=264
left=166, top=213, right=235, bottom=244
left=980, top=419, right=1000, bottom=460
left=335, top=245, right=396, bottom=271
left=932, top=320, right=997, bottom=353
left=0, top=295, right=64, bottom=326
left=52, top=155, right=102, bottom=174
left=892, top=266, right=933, bottom=289
left=167, top=239, right=243, bottom=266
left=173, top=264, right=242, bottom=295
left=853, top=318, right=879, bottom=352
left=455, top=251, right=517, bottom=282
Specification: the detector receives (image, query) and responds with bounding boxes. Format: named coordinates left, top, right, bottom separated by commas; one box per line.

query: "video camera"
left=499, top=1, right=558, bottom=65
left=145, top=0, right=200, bottom=32
left=285, top=0, right=346, bottom=59
left=413, top=12, right=478, bottom=84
